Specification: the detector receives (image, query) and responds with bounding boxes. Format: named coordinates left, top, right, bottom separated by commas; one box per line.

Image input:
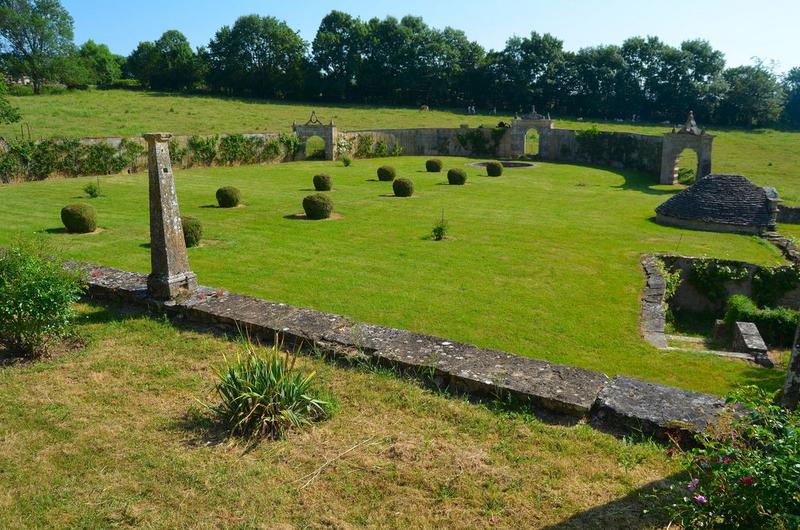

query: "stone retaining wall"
left=341, top=127, right=513, bottom=158
left=538, top=129, right=663, bottom=176
left=660, top=254, right=800, bottom=314
left=778, top=205, right=800, bottom=225
left=72, top=261, right=731, bottom=443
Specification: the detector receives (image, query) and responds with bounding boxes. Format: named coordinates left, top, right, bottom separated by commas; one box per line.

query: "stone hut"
left=655, top=174, right=779, bottom=235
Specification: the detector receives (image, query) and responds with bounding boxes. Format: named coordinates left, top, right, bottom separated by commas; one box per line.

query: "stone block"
left=591, top=376, right=728, bottom=442
left=732, top=321, right=772, bottom=367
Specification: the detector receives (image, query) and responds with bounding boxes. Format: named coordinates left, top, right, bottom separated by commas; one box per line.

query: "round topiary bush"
left=393, top=177, right=414, bottom=197
left=425, top=159, right=443, bottom=172
left=486, top=161, right=504, bottom=177
left=303, top=193, right=333, bottom=220
left=182, top=216, right=203, bottom=247
left=216, top=186, right=241, bottom=208
left=313, top=174, right=332, bottom=191
left=60, top=203, right=97, bottom=233
left=447, top=168, right=467, bottom=185
left=377, top=165, right=396, bottom=182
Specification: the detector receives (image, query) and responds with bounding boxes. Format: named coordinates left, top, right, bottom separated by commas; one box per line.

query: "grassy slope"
left=3, top=89, right=799, bottom=201
left=0, top=156, right=786, bottom=395
left=0, top=306, right=678, bottom=529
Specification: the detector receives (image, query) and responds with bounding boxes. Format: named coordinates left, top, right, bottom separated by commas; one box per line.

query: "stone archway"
left=509, top=106, right=555, bottom=158
left=293, top=111, right=338, bottom=161
left=659, top=112, right=714, bottom=185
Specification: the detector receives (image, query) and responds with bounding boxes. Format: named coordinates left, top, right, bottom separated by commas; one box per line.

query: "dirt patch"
left=0, top=335, right=86, bottom=367
left=284, top=212, right=344, bottom=221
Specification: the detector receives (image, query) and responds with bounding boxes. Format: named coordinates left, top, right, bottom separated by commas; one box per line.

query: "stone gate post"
left=143, top=132, right=197, bottom=300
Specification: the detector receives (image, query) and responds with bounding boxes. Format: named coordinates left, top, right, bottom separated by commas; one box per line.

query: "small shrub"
left=486, top=161, right=503, bottom=177
left=377, top=165, right=396, bottom=182
left=426, top=159, right=443, bottom=172
left=341, top=155, right=352, bottom=167
left=447, top=168, right=467, bottom=185
left=60, top=203, right=97, bottom=233
left=313, top=174, right=332, bottom=191
left=432, top=212, right=448, bottom=241
left=182, top=216, right=203, bottom=247
left=677, top=167, right=696, bottom=185
left=393, top=177, right=414, bottom=197
left=208, top=341, right=332, bottom=441
left=83, top=181, right=100, bottom=198
left=303, top=193, right=333, bottom=220
left=724, top=295, right=799, bottom=347
left=216, top=186, right=241, bottom=208
left=664, top=386, right=800, bottom=529
left=0, top=242, right=84, bottom=356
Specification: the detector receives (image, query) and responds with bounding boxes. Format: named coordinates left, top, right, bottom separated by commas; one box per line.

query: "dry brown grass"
left=0, top=304, right=680, bottom=529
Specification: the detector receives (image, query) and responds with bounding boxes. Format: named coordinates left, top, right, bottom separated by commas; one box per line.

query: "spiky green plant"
left=210, top=342, right=332, bottom=440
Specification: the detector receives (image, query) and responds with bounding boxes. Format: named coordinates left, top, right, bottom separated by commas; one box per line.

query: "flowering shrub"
left=665, top=386, right=800, bottom=529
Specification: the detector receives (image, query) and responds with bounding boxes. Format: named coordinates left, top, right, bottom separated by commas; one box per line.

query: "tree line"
left=2, top=1, right=799, bottom=128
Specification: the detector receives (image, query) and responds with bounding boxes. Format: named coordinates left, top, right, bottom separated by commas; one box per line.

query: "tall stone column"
left=782, top=324, right=800, bottom=410
left=143, top=132, right=197, bottom=300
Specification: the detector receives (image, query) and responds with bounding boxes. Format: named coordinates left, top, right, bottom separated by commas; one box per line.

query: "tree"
left=717, top=62, right=785, bottom=127
left=77, top=39, right=120, bottom=85
left=783, top=67, right=800, bottom=128
left=0, top=78, right=20, bottom=123
left=0, top=0, right=74, bottom=94
left=312, top=10, right=365, bottom=101
left=206, top=15, right=307, bottom=98
left=124, top=31, right=199, bottom=90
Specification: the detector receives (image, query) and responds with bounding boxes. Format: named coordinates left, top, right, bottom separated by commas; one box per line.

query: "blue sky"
left=65, top=0, right=799, bottom=72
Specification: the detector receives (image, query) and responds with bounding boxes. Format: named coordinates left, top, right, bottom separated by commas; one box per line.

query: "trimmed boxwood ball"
left=393, top=177, right=414, bottom=197
left=313, top=174, right=332, bottom=191
left=486, top=161, right=504, bottom=177
left=377, top=165, right=396, bottom=182
left=216, top=186, right=241, bottom=208
left=447, top=168, right=467, bottom=185
left=303, top=193, right=333, bottom=220
left=60, top=203, right=97, bottom=233
left=425, top=159, right=443, bottom=172
left=182, top=216, right=203, bottom=247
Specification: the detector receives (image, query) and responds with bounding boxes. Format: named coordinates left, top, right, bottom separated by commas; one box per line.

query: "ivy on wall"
left=456, top=128, right=506, bottom=156
left=687, top=258, right=749, bottom=303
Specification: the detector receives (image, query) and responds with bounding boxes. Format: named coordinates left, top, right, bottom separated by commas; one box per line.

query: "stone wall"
left=341, top=127, right=513, bottom=158
left=660, top=255, right=800, bottom=313
left=778, top=205, right=800, bottom=224
left=538, top=129, right=663, bottom=176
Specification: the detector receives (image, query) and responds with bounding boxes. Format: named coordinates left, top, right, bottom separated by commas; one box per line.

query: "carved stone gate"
left=292, top=112, right=338, bottom=161
left=659, top=112, right=714, bottom=185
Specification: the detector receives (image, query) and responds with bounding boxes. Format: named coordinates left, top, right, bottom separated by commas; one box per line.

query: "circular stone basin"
left=468, top=161, right=536, bottom=169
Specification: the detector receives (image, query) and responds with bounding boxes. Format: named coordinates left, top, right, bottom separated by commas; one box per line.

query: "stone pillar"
left=143, top=132, right=197, bottom=300
left=782, top=324, right=800, bottom=410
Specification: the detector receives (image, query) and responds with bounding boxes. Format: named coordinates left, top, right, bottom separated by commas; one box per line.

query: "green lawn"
left=4, top=89, right=800, bottom=201
left=0, top=156, right=787, bottom=395
left=0, top=305, right=677, bottom=528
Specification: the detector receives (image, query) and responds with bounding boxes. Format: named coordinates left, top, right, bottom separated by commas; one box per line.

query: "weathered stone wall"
left=538, top=129, right=663, bottom=176
left=778, top=205, right=800, bottom=224
left=660, top=255, right=800, bottom=313
left=341, top=127, right=513, bottom=158
left=655, top=214, right=765, bottom=236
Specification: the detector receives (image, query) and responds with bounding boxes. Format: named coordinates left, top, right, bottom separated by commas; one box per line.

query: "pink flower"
left=687, top=478, right=699, bottom=492
left=722, top=457, right=733, bottom=464
left=196, top=292, right=206, bottom=301
left=693, top=495, right=708, bottom=505
left=740, top=477, right=754, bottom=486
left=215, top=289, right=225, bottom=297
left=91, top=270, right=102, bottom=278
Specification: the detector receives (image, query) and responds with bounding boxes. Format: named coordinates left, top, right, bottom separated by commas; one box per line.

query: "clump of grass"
left=432, top=211, right=449, bottom=241
left=341, top=155, right=352, bottom=167
left=209, top=341, right=333, bottom=440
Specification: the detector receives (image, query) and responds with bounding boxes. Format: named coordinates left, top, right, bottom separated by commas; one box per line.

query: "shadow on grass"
left=42, top=227, right=67, bottom=234
left=169, top=407, right=233, bottom=449
left=541, top=475, right=681, bottom=529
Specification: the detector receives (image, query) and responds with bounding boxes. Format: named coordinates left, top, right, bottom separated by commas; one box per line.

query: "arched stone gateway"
left=293, top=111, right=338, bottom=161
left=659, top=112, right=714, bottom=185
left=509, top=106, right=554, bottom=157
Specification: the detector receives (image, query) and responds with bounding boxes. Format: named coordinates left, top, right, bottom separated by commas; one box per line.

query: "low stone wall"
left=778, top=205, right=800, bottom=224
left=660, top=255, right=800, bottom=314
left=640, top=256, right=668, bottom=348
left=341, top=127, right=513, bottom=159
left=72, top=261, right=732, bottom=443
left=538, top=129, right=663, bottom=176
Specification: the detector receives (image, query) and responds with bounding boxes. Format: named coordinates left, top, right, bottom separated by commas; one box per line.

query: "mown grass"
left=3, top=88, right=799, bottom=201
left=0, top=156, right=786, bottom=395
left=0, top=305, right=679, bottom=529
